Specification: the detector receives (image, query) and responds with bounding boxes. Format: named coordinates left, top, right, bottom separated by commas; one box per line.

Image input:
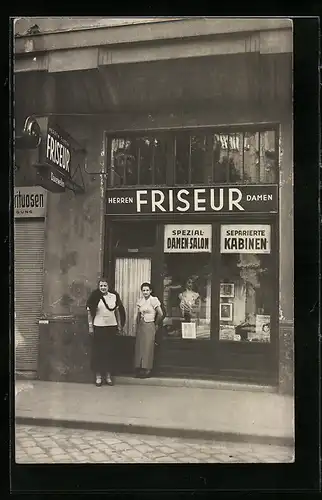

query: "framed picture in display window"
left=220, top=302, right=233, bottom=322
left=220, top=283, right=235, bottom=298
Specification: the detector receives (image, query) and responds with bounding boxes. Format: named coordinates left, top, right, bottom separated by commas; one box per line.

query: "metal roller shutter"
left=14, top=219, right=45, bottom=372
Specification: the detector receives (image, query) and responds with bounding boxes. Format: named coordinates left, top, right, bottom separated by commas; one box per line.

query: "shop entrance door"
left=115, top=257, right=151, bottom=337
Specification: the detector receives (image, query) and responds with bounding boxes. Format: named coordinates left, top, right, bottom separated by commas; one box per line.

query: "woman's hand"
left=88, top=323, right=94, bottom=335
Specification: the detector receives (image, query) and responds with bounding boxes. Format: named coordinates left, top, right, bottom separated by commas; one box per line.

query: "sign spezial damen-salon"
left=106, top=185, right=278, bottom=215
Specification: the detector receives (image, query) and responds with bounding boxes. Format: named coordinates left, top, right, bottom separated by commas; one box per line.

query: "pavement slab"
left=15, top=380, right=294, bottom=445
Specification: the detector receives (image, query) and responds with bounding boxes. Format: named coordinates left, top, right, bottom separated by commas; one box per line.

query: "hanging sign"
left=220, top=224, right=271, bottom=254
left=41, top=119, right=72, bottom=180
left=106, top=185, right=278, bottom=215
left=35, top=164, right=66, bottom=193
left=164, top=224, right=212, bottom=253
left=14, top=186, right=47, bottom=218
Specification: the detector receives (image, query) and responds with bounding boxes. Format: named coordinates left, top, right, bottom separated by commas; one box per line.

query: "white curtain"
left=115, top=257, right=151, bottom=336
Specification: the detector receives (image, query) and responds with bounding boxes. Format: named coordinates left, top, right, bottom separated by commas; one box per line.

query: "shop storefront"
left=14, top=18, right=293, bottom=391
left=105, top=125, right=279, bottom=384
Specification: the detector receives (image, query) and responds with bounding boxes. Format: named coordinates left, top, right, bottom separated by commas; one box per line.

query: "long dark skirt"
left=91, top=326, right=116, bottom=375
left=134, top=320, right=156, bottom=370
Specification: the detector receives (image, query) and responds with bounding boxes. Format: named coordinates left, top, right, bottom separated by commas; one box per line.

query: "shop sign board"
left=220, top=224, right=271, bottom=254
left=34, top=117, right=74, bottom=193
left=14, top=186, right=47, bottom=218
left=164, top=224, right=212, bottom=253
left=35, top=164, right=66, bottom=193
left=40, top=119, right=72, bottom=180
left=106, top=185, right=278, bottom=215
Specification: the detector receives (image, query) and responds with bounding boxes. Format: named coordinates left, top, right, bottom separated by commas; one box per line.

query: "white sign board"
left=220, top=224, right=271, bottom=254
left=14, top=186, right=47, bottom=218
left=181, top=322, right=197, bottom=339
left=254, top=314, right=271, bottom=342
left=164, top=224, right=212, bottom=253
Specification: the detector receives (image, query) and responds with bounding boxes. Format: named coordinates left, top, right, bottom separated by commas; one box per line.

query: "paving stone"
left=156, top=446, right=177, bottom=454
left=171, top=452, right=190, bottom=460
left=134, top=444, right=155, bottom=454
left=99, top=438, right=122, bottom=445
left=144, top=450, right=168, bottom=460
left=88, top=453, right=109, bottom=462
left=122, top=448, right=144, bottom=458
left=125, top=438, right=144, bottom=446
left=110, top=442, right=132, bottom=451
left=26, top=446, right=44, bottom=455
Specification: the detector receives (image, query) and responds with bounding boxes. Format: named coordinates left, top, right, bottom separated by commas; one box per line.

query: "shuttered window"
left=14, top=219, right=45, bottom=371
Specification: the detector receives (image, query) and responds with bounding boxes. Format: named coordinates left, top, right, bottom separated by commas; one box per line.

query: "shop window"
left=108, top=136, right=167, bottom=187
left=108, top=127, right=278, bottom=187
left=219, top=224, right=273, bottom=343
left=213, top=130, right=277, bottom=184
left=112, top=222, right=156, bottom=249
left=162, top=224, right=212, bottom=340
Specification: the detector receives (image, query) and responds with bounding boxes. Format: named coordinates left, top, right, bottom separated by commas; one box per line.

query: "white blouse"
left=93, top=292, right=117, bottom=327
left=137, top=296, right=161, bottom=323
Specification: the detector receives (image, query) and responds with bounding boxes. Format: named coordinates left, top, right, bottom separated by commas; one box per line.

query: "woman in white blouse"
left=86, top=278, right=124, bottom=387
left=134, top=282, right=163, bottom=378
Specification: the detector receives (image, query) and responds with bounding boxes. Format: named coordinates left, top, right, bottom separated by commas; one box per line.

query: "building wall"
left=42, top=118, right=104, bottom=316
left=14, top=115, right=105, bottom=317
left=13, top=17, right=183, bottom=36
left=279, top=118, right=293, bottom=322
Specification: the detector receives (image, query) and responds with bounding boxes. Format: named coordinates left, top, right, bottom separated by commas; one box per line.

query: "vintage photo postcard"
left=13, top=16, right=294, bottom=468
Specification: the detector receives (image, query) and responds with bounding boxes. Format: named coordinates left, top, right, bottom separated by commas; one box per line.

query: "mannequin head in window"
left=185, top=277, right=194, bottom=291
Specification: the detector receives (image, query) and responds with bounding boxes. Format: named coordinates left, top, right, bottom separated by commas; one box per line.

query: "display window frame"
left=105, top=212, right=279, bottom=382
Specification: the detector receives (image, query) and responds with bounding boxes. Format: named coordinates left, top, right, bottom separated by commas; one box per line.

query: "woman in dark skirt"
left=86, top=278, right=126, bottom=387
left=134, top=282, right=163, bottom=379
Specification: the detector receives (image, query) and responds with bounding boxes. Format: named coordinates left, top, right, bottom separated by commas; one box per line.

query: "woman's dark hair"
left=141, top=282, right=152, bottom=291
left=98, top=277, right=109, bottom=287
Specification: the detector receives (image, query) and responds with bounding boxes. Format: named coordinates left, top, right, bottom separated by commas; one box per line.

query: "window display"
left=219, top=224, right=272, bottom=343
left=107, top=127, right=278, bottom=188
left=163, top=224, right=212, bottom=340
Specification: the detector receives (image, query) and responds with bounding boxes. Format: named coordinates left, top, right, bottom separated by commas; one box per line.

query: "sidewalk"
left=15, top=379, right=294, bottom=446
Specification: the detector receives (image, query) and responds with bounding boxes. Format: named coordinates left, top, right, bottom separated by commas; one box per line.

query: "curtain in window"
left=115, top=257, right=151, bottom=336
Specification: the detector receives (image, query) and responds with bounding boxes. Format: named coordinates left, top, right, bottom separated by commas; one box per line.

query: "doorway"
left=115, top=257, right=151, bottom=336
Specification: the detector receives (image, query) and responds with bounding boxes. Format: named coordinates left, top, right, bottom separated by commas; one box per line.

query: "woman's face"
left=142, top=286, right=151, bottom=299
left=99, top=281, right=109, bottom=295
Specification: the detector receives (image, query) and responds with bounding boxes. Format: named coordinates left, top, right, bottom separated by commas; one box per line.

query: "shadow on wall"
left=48, top=281, right=92, bottom=316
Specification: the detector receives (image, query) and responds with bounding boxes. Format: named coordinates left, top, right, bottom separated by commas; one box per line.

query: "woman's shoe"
left=105, top=374, right=114, bottom=386
left=95, top=375, right=102, bottom=387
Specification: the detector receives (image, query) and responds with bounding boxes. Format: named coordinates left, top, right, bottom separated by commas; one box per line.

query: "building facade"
left=13, top=17, right=293, bottom=392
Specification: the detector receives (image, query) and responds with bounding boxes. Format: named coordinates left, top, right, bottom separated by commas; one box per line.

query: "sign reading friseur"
left=106, top=185, right=278, bottom=215
left=35, top=116, right=73, bottom=193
